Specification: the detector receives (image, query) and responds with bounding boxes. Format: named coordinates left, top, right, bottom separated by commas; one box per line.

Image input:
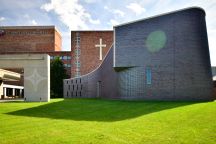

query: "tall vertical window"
left=146, top=67, right=152, bottom=84
left=75, top=32, right=81, bottom=77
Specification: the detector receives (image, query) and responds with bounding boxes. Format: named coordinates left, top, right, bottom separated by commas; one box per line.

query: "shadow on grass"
left=7, top=99, right=198, bottom=122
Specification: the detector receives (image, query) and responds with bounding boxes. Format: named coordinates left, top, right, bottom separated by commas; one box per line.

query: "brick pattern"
left=64, top=8, right=215, bottom=101
left=64, top=47, right=117, bottom=99
left=0, top=26, right=71, bottom=75
left=212, top=67, right=216, bottom=77
left=71, top=31, right=113, bottom=78
left=0, top=27, right=61, bottom=52
left=114, top=8, right=213, bottom=100
left=54, top=30, right=62, bottom=51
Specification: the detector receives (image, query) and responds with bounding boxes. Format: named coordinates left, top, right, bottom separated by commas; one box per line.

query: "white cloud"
left=89, top=18, right=100, bottom=25
left=31, top=20, right=37, bottom=25
left=149, top=0, right=216, bottom=66
left=0, top=17, right=6, bottom=21
left=23, top=14, right=30, bottom=19
left=126, top=2, right=146, bottom=15
left=104, top=6, right=108, bottom=10
left=84, top=0, right=98, bottom=3
left=41, top=3, right=53, bottom=11
left=22, top=14, right=38, bottom=26
left=109, top=19, right=119, bottom=26
left=104, top=6, right=125, bottom=17
left=41, top=0, right=100, bottom=30
left=113, top=9, right=125, bottom=17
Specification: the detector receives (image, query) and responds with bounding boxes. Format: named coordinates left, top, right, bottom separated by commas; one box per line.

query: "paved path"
left=0, top=98, right=24, bottom=102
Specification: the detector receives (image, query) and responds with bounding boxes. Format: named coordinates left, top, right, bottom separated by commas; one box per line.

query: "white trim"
left=113, top=28, right=116, bottom=67
left=0, top=26, right=55, bottom=29
left=54, top=26, right=62, bottom=36
left=0, top=69, right=20, bottom=75
left=0, top=54, right=45, bottom=60
left=71, top=30, right=113, bottom=32
left=114, top=7, right=205, bottom=28
left=0, top=57, right=44, bottom=60
left=3, top=84, right=24, bottom=89
left=0, top=25, right=61, bottom=37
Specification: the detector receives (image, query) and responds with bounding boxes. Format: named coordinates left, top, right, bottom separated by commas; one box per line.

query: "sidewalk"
left=0, top=98, right=24, bottom=102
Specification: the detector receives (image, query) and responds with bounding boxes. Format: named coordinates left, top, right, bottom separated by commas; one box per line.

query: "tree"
left=50, top=57, right=68, bottom=98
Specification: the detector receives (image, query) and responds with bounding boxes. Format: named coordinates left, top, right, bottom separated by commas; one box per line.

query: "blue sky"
left=0, top=0, right=215, bottom=65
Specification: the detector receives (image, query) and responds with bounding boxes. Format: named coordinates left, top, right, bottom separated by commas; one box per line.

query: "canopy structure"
left=0, top=69, right=22, bottom=99
left=0, top=69, right=21, bottom=81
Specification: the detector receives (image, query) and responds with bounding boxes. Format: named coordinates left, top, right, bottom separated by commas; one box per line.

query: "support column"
left=19, top=89, right=22, bottom=97
left=12, top=88, right=15, bottom=97
left=4, top=87, right=7, bottom=97
left=0, top=81, right=3, bottom=99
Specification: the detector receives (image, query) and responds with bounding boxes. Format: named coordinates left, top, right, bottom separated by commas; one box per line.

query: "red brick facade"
left=0, top=26, right=72, bottom=76
left=0, top=26, right=114, bottom=78
left=71, top=31, right=113, bottom=77
left=0, top=26, right=61, bottom=52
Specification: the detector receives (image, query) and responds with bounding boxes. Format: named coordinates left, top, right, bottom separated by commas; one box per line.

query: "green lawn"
left=0, top=99, right=216, bottom=144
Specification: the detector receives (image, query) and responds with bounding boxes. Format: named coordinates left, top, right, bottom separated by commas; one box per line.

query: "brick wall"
left=114, top=8, right=213, bottom=101
left=0, top=26, right=70, bottom=75
left=0, top=26, right=61, bottom=52
left=71, top=31, right=113, bottom=78
left=54, top=29, right=62, bottom=51
left=64, top=7, right=214, bottom=101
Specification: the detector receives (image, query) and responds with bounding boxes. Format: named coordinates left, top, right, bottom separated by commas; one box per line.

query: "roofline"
left=114, top=7, right=205, bottom=28
left=0, top=51, right=71, bottom=53
left=71, top=30, right=113, bottom=32
left=0, top=25, right=55, bottom=29
left=54, top=26, right=62, bottom=36
left=0, top=25, right=62, bottom=35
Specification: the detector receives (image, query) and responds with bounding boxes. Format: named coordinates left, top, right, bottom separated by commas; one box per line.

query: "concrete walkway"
left=0, top=98, right=24, bottom=102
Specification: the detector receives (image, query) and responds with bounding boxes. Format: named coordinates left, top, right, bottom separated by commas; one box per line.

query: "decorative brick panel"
left=71, top=31, right=113, bottom=78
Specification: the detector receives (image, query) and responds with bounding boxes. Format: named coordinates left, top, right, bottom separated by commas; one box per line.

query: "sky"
left=0, top=0, right=215, bottom=66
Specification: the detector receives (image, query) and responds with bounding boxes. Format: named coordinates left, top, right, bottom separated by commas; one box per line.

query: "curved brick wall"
left=64, top=7, right=214, bottom=101
left=64, top=46, right=118, bottom=99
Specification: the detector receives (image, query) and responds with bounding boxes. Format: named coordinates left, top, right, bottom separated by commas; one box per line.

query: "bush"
left=50, top=57, right=69, bottom=98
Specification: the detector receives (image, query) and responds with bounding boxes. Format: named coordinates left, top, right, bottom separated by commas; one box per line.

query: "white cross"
left=95, top=38, right=106, bottom=60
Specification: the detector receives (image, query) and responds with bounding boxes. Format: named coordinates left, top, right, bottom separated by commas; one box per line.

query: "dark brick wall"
left=64, top=8, right=214, bottom=101
left=64, top=46, right=118, bottom=99
left=114, top=8, right=213, bottom=101
left=212, top=67, right=216, bottom=77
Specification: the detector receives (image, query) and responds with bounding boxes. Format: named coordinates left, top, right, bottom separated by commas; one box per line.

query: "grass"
left=0, top=98, right=216, bottom=144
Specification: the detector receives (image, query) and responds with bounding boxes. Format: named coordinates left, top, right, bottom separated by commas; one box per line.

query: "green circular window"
left=145, top=30, right=167, bottom=53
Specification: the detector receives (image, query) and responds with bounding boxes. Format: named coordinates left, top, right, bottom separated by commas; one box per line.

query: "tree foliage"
left=50, top=57, right=68, bottom=98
